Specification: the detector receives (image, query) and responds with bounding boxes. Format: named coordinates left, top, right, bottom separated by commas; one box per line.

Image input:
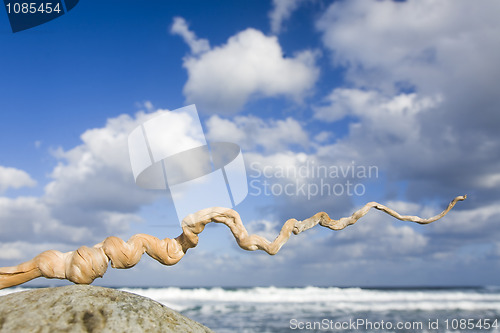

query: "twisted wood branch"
left=0, top=195, right=466, bottom=289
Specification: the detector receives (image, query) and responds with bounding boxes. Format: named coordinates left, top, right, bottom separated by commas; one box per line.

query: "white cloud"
left=170, top=17, right=210, bottom=55
left=1, top=108, right=206, bottom=251
left=317, top=0, right=500, bottom=94
left=203, top=116, right=360, bottom=220
left=428, top=203, right=500, bottom=239
left=0, top=166, right=36, bottom=193
left=0, top=241, right=74, bottom=261
left=315, top=0, right=500, bottom=136
left=0, top=242, right=23, bottom=260
left=206, top=115, right=309, bottom=153
left=246, top=219, right=283, bottom=242
left=314, top=89, right=442, bottom=140
left=205, top=114, right=346, bottom=220
left=313, top=88, right=441, bottom=123
left=475, top=173, right=500, bottom=189
left=313, top=131, right=331, bottom=143
left=44, top=112, right=161, bottom=215
left=334, top=216, right=429, bottom=258
left=0, top=196, right=92, bottom=243
left=174, top=18, right=319, bottom=114
left=316, top=0, right=500, bottom=149
left=205, top=113, right=358, bottom=220
left=314, top=0, right=500, bottom=199
left=314, top=89, right=377, bottom=122
left=313, top=89, right=444, bottom=170
left=269, top=0, right=306, bottom=34
left=495, top=243, right=500, bottom=258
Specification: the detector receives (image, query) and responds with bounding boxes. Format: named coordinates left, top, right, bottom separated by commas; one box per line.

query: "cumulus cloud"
left=312, top=90, right=477, bottom=202
left=313, top=88, right=442, bottom=123
left=205, top=114, right=364, bottom=221
left=0, top=241, right=74, bottom=261
left=313, top=89, right=445, bottom=172
left=269, top=0, right=306, bottom=34
left=171, top=17, right=210, bottom=55
left=315, top=0, right=500, bottom=202
left=0, top=242, right=23, bottom=260
left=331, top=217, right=429, bottom=259
left=0, top=196, right=92, bottom=243
left=246, top=219, right=284, bottom=242
left=173, top=17, right=319, bottom=114
left=0, top=166, right=37, bottom=193
left=428, top=203, right=500, bottom=242
left=43, top=112, right=166, bottom=236
left=495, top=243, right=500, bottom=258
left=206, top=115, right=309, bottom=153
left=0, top=108, right=204, bottom=257
left=317, top=0, right=500, bottom=94
left=316, top=0, right=500, bottom=140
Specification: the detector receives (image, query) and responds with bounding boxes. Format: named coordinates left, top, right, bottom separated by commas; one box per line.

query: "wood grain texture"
left=0, top=195, right=466, bottom=289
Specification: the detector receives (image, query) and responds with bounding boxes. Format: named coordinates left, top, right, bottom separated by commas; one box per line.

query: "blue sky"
left=1, top=0, right=500, bottom=288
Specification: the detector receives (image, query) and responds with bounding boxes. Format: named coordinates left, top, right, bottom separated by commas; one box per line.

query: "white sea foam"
left=0, top=286, right=34, bottom=297
left=117, top=286, right=500, bottom=313
left=3, top=286, right=500, bottom=313
left=2, top=286, right=500, bottom=332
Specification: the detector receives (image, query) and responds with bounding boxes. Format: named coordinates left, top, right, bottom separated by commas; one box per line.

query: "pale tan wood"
left=0, top=195, right=466, bottom=289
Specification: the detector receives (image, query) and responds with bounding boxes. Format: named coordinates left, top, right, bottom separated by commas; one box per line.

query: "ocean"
left=2, top=286, right=500, bottom=332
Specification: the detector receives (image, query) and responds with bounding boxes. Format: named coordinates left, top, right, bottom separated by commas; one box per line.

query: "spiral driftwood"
left=0, top=195, right=466, bottom=289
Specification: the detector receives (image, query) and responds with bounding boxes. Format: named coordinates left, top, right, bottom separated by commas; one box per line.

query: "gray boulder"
left=0, top=285, right=213, bottom=332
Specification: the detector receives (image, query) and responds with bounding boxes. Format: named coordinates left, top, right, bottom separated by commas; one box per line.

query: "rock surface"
left=0, top=285, right=213, bottom=333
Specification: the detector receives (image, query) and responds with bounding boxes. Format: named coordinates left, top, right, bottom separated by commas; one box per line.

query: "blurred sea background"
left=2, top=285, right=500, bottom=332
